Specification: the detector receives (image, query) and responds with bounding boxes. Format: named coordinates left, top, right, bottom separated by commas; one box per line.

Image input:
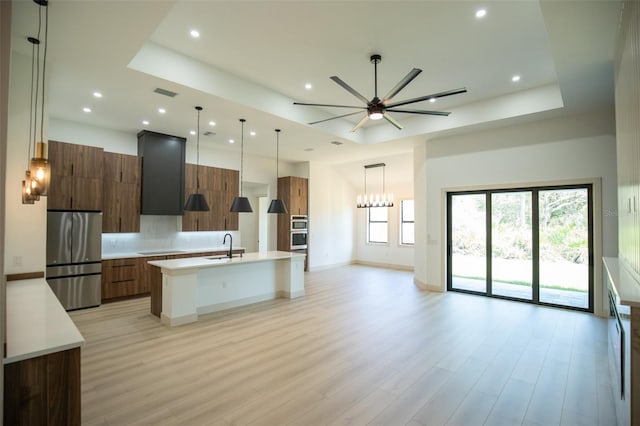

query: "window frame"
left=399, top=199, right=415, bottom=246
left=367, top=206, right=389, bottom=244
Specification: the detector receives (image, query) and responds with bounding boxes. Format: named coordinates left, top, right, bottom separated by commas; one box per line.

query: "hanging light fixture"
left=267, top=129, right=288, bottom=214
left=230, top=118, right=253, bottom=212
left=184, top=106, right=209, bottom=212
left=27, top=0, right=51, bottom=198
left=356, top=163, right=394, bottom=208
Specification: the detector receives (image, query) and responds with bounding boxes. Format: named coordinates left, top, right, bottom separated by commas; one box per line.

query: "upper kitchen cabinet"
left=137, top=130, right=186, bottom=216
left=182, top=164, right=239, bottom=231
left=278, top=176, right=308, bottom=215
left=103, top=152, right=141, bottom=233
left=48, top=140, right=104, bottom=211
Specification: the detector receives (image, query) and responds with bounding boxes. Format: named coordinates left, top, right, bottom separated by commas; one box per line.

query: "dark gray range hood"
left=137, top=130, right=186, bottom=215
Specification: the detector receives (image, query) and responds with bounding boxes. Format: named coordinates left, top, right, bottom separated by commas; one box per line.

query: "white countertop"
left=4, top=279, right=85, bottom=364
left=148, top=250, right=305, bottom=271
left=603, top=257, right=640, bottom=308
left=102, top=246, right=245, bottom=260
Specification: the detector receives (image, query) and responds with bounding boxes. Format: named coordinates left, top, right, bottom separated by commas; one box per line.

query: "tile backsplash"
left=101, top=215, right=241, bottom=256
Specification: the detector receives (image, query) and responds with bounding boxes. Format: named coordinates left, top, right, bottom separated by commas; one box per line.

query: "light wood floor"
left=70, top=264, right=617, bottom=425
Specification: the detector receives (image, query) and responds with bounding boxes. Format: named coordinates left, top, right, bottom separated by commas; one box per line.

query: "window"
left=368, top=207, right=388, bottom=243
left=400, top=199, right=415, bottom=245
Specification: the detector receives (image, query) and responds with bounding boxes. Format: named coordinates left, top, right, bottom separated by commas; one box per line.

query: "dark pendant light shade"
left=230, top=196, right=253, bottom=213
left=184, top=193, right=209, bottom=212
left=184, top=106, right=210, bottom=212
left=268, top=128, right=287, bottom=214
left=230, top=118, right=253, bottom=213
left=267, top=199, right=288, bottom=214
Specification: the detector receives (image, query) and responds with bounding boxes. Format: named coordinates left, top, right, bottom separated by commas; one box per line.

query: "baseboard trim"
left=413, top=277, right=443, bottom=292
left=161, top=312, right=198, bottom=326
left=353, top=261, right=414, bottom=271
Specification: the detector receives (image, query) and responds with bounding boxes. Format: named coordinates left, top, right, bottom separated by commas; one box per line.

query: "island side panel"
left=161, top=268, right=199, bottom=326
left=197, top=261, right=279, bottom=315
left=280, top=255, right=305, bottom=298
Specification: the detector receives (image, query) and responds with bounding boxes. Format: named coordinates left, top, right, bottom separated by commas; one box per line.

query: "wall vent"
left=153, top=87, right=178, bottom=97
left=203, top=131, right=215, bottom=136
left=330, top=140, right=343, bottom=146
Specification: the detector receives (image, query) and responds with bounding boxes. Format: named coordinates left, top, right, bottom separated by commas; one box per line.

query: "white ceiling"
left=10, top=0, right=621, bottom=188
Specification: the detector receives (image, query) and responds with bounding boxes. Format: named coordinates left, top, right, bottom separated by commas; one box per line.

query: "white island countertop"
left=4, top=279, right=85, bottom=364
left=148, top=250, right=305, bottom=271
left=603, top=257, right=640, bottom=308
left=103, top=245, right=246, bottom=260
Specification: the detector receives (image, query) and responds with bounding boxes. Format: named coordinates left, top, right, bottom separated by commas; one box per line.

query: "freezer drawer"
left=47, top=273, right=101, bottom=310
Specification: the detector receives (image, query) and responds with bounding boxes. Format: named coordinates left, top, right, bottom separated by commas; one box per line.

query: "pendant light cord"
left=27, top=38, right=37, bottom=169
left=195, top=106, right=202, bottom=193
left=275, top=129, right=280, bottom=180
left=39, top=3, right=48, bottom=147
left=239, top=118, right=245, bottom=197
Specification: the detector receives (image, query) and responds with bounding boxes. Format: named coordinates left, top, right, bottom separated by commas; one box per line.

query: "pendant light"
left=230, top=118, right=253, bottom=212
left=267, top=129, right=288, bottom=214
left=184, top=106, right=209, bottom=211
left=28, top=0, right=51, bottom=197
left=356, top=163, right=394, bottom=208
left=21, top=32, right=42, bottom=204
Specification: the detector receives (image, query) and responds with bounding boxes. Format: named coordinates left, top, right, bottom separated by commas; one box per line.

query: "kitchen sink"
left=138, top=250, right=187, bottom=255
left=206, top=256, right=230, bottom=263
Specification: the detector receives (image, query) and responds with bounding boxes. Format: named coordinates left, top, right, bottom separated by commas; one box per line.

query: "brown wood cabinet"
left=182, top=164, right=239, bottom=231
left=102, top=257, right=142, bottom=300
left=4, top=347, right=81, bottom=425
left=278, top=176, right=308, bottom=216
left=102, top=152, right=141, bottom=233
left=277, top=176, right=309, bottom=256
left=48, top=140, right=104, bottom=211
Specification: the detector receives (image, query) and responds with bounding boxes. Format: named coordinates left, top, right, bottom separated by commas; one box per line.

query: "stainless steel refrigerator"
left=46, top=211, right=102, bottom=310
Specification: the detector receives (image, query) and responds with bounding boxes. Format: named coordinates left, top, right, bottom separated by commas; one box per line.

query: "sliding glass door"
left=447, top=185, right=593, bottom=312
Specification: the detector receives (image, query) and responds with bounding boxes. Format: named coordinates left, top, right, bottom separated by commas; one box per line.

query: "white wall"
left=355, top=184, right=415, bottom=270
left=307, top=162, right=356, bottom=270
left=414, top=110, right=618, bottom=315
left=4, top=52, right=48, bottom=275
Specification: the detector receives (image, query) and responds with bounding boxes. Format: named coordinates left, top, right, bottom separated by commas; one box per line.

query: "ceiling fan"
left=294, top=54, right=467, bottom=132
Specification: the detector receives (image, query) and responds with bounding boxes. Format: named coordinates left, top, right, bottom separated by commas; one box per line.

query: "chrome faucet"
left=223, top=233, right=233, bottom=258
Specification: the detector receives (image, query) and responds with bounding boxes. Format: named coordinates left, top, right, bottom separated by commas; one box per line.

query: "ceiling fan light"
left=369, top=111, right=383, bottom=120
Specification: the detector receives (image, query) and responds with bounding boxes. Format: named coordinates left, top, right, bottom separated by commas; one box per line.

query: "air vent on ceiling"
left=203, top=131, right=215, bottom=136
left=330, top=140, right=343, bottom=146
left=153, top=87, right=178, bottom=98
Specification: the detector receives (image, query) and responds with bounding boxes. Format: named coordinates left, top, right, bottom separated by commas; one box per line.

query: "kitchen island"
left=148, top=251, right=305, bottom=326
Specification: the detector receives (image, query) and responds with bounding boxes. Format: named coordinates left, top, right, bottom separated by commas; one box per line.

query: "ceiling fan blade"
left=382, top=68, right=422, bottom=103
left=386, top=108, right=451, bottom=116
left=293, top=101, right=366, bottom=110
left=330, top=76, right=370, bottom=105
left=383, top=113, right=404, bottom=130
left=308, top=110, right=364, bottom=125
left=350, top=115, right=369, bottom=132
left=385, top=87, right=467, bottom=109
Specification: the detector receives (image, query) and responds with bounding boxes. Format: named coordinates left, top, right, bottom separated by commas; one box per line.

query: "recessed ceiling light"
left=190, top=29, right=200, bottom=38
left=512, top=75, right=521, bottom=82
left=209, top=121, right=216, bottom=126
left=304, top=83, right=312, bottom=90
left=429, top=97, right=436, bottom=103
left=475, top=9, right=487, bottom=18
left=250, top=131, right=256, bottom=136
left=93, top=91, right=102, bottom=98
left=228, top=139, right=235, bottom=144
left=142, top=120, right=150, bottom=126
left=83, top=107, right=91, bottom=113
left=190, top=130, right=196, bottom=135
left=158, top=108, right=166, bottom=114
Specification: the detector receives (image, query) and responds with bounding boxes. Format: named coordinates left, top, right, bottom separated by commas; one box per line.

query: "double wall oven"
left=290, top=215, right=308, bottom=250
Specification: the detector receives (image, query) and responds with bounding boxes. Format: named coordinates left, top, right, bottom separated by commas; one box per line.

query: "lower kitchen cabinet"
left=102, top=258, right=143, bottom=300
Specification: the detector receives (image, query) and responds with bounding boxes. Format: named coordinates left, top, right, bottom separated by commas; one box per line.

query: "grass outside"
left=452, top=254, right=588, bottom=292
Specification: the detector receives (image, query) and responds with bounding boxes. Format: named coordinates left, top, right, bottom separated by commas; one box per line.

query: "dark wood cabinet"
left=102, top=152, right=141, bottom=233
left=278, top=176, right=308, bottom=216
left=101, top=257, right=142, bottom=300
left=182, top=164, right=239, bottom=231
left=277, top=176, right=309, bottom=254
left=48, top=141, right=104, bottom=211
